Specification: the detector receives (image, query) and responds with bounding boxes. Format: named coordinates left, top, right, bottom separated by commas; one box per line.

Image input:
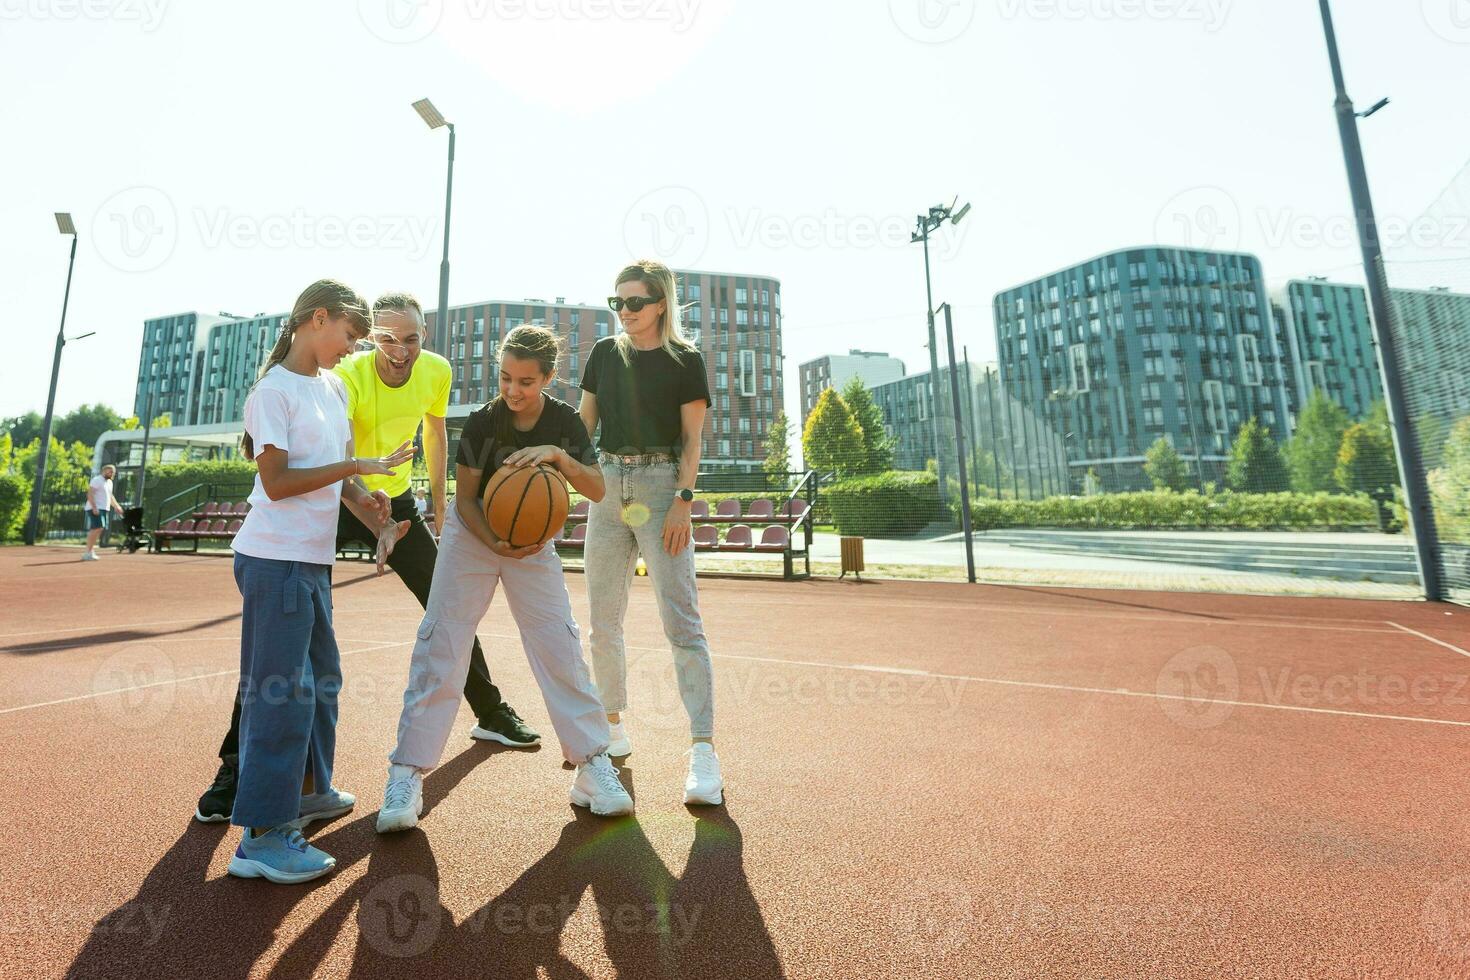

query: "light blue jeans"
left=231, top=553, right=339, bottom=829
left=584, top=458, right=714, bottom=738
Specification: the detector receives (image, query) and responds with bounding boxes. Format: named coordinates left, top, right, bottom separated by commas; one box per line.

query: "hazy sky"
left=4, top=0, right=1469, bottom=428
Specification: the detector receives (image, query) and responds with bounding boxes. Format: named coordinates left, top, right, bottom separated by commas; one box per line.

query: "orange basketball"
left=481, top=464, right=570, bottom=548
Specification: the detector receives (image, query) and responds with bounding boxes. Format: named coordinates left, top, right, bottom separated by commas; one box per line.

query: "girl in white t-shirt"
left=226, top=279, right=415, bottom=886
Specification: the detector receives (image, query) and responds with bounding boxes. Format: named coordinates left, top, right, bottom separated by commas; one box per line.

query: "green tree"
left=1428, top=416, right=1470, bottom=542
left=763, top=409, right=792, bottom=483
left=1335, top=422, right=1398, bottom=498
left=1286, top=391, right=1350, bottom=493
left=0, top=431, right=12, bottom=474
left=1225, top=417, right=1289, bottom=493
left=4, top=412, right=43, bottom=446
left=839, top=376, right=894, bottom=475
left=1143, top=437, right=1189, bottom=492
left=802, top=387, right=864, bottom=477
left=54, top=403, right=124, bottom=448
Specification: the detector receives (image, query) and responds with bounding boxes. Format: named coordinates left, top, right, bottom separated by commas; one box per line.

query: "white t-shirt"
left=232, top=365, right=352, bottom=565
left=87, top=475, right=113, bottom=513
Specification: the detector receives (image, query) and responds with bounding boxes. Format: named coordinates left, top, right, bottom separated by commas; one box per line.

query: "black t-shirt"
left=455, top=394, right=596, bottom=500
left=579, top=336, right=712, bottom=455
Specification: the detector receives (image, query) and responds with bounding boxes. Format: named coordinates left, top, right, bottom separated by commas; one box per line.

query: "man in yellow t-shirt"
left=193, top=293, right=539, bottom=825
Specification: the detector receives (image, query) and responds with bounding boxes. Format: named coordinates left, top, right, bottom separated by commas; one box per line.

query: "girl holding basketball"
left=227, top=279, right=415, bottom=884
left=377, top=325, right=634, bottom=832
left=579, top=259, right=723, bottom=805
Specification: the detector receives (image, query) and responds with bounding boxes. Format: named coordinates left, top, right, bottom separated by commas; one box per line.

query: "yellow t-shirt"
left=333, top=350, right=452, bottom=498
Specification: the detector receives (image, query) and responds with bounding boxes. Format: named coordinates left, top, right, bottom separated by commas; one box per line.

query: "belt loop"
left=282, top=562, right=301, bottom=615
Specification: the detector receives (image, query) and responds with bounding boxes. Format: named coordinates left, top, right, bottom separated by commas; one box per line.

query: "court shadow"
left=988, top=582, right=1233, bottom=620
left=63, top=741, right=498, bottom=980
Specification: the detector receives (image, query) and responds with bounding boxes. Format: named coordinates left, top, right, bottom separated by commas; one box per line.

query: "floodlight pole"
left=25, top=229, right=78, bottom=546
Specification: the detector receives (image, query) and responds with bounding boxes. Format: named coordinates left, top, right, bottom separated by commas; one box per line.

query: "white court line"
left=1386, top=621, right=1470, bottom=659
left=0, top=640, right=408, bottom=717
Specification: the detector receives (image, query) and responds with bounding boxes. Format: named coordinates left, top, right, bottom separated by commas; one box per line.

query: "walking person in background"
left=224, top=279, right=414, bottom=884
left=578, top=259, right=723, bottom=805
left=81, top=464, right=123, bottom=561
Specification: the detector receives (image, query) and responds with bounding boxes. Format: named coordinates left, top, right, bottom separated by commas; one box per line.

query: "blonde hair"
left=242, top=278, right=371, bottom=460
left=613, top=260, right=697, bottom=366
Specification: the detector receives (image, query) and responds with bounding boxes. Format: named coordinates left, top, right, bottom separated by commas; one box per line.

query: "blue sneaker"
left=227, top=826, right=336, bottom=884
left=296, top=786, right=355, bottom=827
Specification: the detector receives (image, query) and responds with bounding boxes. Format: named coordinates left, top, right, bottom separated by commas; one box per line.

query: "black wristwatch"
left=676, top=488, right=694, bottom=503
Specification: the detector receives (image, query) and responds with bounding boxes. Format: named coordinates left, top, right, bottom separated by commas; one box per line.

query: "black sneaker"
left=196, top=754, right=238, bottom=823
left=470, top=703, right=541, bottom=747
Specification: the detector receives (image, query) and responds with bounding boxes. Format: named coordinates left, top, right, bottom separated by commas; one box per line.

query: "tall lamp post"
left=1317, top=0, right=1442, bottom=600
left=24, top=213, right=81, bottom=546
left=413, top=98, right=456, bottom=348
left=911, top=198, right=971, bottom=494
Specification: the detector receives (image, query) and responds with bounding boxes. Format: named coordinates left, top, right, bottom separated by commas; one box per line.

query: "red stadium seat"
left=232, top=501, right=250, bottom=516
left=783, top=499, right=811, bottom=523
left=692, top=525, right=719, bottom=551
left=754, top=525, right=789, bottom=553
left=690, top=499, right=710, bottom=520
left=710, top=499, right=741, bottom=524
left=225, top=518, right=243, bottom=535
left=559, top=523, right=588, bottom=550
left=719, top=525, right=753, bottom=551
left=569, top=500, right=590, bottom=521
left=746, top=498, right=775, bottom=521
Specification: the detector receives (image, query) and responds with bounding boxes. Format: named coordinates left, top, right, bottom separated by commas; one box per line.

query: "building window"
left=1068, top=344, right=1090, bottom=393
left=738, top=350, right=757, bottom=397
left=1306, top=360, right=1327, bottom=393
left=473, top=340, right=483, bottom=358
left=1237, top=334, right=1261, bottom=386
left=1202, top=380, right=1227, bottom=434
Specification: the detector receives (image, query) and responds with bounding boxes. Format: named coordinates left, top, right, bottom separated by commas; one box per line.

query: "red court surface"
left=4, top=546, right=1470, bottom=979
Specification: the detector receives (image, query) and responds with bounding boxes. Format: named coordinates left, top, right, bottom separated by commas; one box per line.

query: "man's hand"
left=662, top=499, right=692, bottom=556
left=376, top=519, right=412, bottom=575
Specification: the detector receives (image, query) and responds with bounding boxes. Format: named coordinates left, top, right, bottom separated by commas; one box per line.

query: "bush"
left=0, top=474, right=27, bottom=541
left=141, top=460, right=259, bottom=523
left=965, top=489, right=1379, bottom=531
left=825, top=471, right=948, bottom=536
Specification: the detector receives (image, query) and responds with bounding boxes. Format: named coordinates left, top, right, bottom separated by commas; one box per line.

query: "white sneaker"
left=376, top=766, right=423, bottom=833
left=569, top=753, right=635, bottom=816
left=684, top=744, right=723, bottom=805
left=606, top=720, right=631, bottom=757
left=81, top=552, right=99, bottom=561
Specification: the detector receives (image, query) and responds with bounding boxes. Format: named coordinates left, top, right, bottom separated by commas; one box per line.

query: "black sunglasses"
left=608, top=295, right=661, bottom=313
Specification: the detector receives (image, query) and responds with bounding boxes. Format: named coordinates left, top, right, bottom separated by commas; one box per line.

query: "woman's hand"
left=375, top=519, right=412, bottom=575
left=488, top=535, right=541, bottom=561
left=354, top=441, right=416, bottom=477
left=663, top=499, right=692, bottom=556
left=502, top=445, right=566, bottom=471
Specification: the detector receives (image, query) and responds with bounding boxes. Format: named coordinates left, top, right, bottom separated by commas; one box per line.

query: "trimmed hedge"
left=0, top=474, right=27, bottom=541
left=825, top=471, right=948, bottom=536
left=141, top=461, right=258, bottom=523
left=962, top=489, right=1379, bottom=531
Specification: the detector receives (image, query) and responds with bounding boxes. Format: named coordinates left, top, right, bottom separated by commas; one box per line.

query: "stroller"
left=113, top=506, right=149, bottom=554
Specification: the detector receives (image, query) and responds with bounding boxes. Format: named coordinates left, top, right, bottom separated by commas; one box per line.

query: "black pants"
left=217, top=490, right=503, bottom=759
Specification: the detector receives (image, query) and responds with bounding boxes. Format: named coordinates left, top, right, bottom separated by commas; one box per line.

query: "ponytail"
left=241, top=278, right=370, bottom=461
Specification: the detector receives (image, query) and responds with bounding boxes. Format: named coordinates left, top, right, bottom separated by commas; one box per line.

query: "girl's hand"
left=502, top=445, right=566, bottom=471
left=355, top=441, right=416, bottom=477
left=488, top=533, right=541, bottom=561
left=662, top=501, right=692, bottom=556
left=362, top=489, right=393, bottom=528
left=376, top=519, right=411, bottom=575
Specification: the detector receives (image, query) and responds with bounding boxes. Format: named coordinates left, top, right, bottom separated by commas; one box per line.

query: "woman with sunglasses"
left=578, top=259, right=722, bottom=805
